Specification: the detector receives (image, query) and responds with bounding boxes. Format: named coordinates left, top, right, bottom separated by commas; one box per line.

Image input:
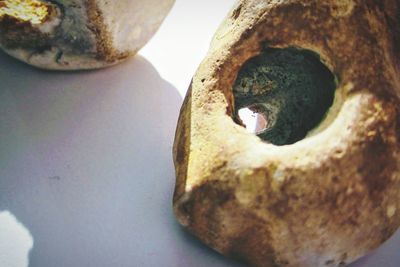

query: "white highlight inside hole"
left=238, top=107, right=268, bottom=134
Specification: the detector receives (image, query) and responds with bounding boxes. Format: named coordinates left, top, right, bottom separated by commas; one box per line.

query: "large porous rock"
left=0, top=0, right=174, bottom=70
left=173, top=1, right=400, bottom=266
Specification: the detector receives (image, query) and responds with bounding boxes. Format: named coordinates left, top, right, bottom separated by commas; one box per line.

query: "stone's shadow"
left=0, top=51, right=399, bottom=267
left=0, top=51, right=240, bottom=267
left=174, top=224, right=248, bottom=267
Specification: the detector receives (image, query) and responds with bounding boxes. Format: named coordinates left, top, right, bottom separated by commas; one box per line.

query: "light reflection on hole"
left=238, top=107, right=268, bottom=134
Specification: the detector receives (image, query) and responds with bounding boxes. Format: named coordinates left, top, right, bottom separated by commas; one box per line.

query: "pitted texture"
left=173, top=1, right=400, bottom=267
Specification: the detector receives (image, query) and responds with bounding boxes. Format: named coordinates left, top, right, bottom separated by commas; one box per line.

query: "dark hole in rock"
left=233, top=47, right=336, bottom=146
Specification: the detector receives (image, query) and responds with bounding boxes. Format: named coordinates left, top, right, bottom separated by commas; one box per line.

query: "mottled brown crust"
left=0, top=0, right=129, bottom=68
left=0, top=1, right=57, bottom=49
left=85, top=0, right=130, bottom=62
left=0, top=16, right=49, bottom=48
left=0, top=0, right=175, bottom=70
left=173, top=1, right=400, bottom=267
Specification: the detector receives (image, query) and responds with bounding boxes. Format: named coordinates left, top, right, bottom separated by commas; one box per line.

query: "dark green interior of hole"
left=233, top=47, right=336, bottom=146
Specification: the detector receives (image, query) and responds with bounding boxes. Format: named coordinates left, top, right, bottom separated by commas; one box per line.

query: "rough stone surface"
left=173, top=1, right=400, bottom=266
left=0, top=0, right=175, bottom=70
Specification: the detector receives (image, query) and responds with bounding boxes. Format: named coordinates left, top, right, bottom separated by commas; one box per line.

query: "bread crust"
left=173, top=1, right=400, bottom=266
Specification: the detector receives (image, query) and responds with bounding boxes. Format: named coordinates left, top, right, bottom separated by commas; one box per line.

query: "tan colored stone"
left=0, top=0, right=174, bottom=70
left=173, top=1, right=400, bottom=266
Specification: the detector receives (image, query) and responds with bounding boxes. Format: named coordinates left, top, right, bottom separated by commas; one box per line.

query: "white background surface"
left=0, top=1, right=398, bottom=266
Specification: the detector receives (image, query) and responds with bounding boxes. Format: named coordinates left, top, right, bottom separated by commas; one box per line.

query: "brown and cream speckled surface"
left=173, top=1, right=400, bottom=266
left=0, top=0, right=175, bottom=70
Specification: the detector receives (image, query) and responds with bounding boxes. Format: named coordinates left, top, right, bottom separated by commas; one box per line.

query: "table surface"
left=0, top=1, right=398, bottom=266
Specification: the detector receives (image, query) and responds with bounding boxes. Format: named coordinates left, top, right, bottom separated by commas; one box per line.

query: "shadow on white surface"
left=0, top=51, right=398, bottom=267
left=0, top=52, right=246, bottom=267
left=350, top=231, right=400, bottom=267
